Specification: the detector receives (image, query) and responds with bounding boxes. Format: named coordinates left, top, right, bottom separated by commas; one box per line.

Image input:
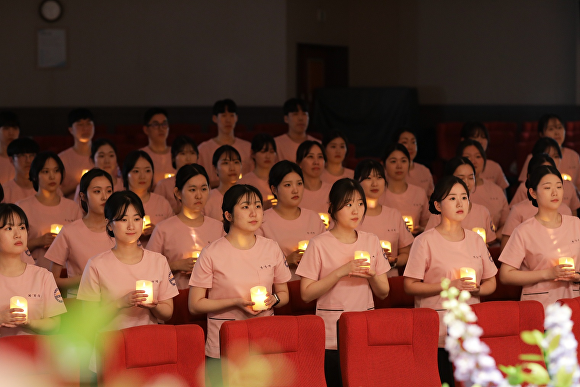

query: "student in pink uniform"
left=500, top=165, right=580, bottom=310
left=257, top=161, right=326, bottom=280
left=519, top=114, right=580, bottom=191
left=321, top=130, right=354, bottom=185
left=0, top=203, right=66, bottom=337
left=297, top=140, right=332, bottom=214
left=355, top=159, right=414, bottom=276
left=458, top=140, right=509, bottom=238
left=275, top=98, right=317, bottom=163
left=58, top=108, right=95, bottom=198
left=147, top=164, right=224, bottom=289
left=205, top=145, right=241, bottom=221
left=154, top=135, right=199, bottom=214
left=393, top=127, right=435, bottom=196
left=189, top=184, right=291, bottom=384
left=46, top=169, right=116, bottom=298
left=0, top=112, right=20, bottom=185
left=379, top=143, right=430, bottom=235
left=297, top=178, right=390, bottom=387
left=17, top=152, right=82, bottom=269
left=122, top=150, right=173, bottom=239
left=140, top=107, right=175, bottom=188
left=239, top=133, right=277, bottom=209
left=2, top=138, right=39, bottom=204
left=510, top=138, right=580, bottom=215
left=197, top=99, right=252, bottom=188
left=460, top=122, right=509, bottom=190
left=73, top=139, right=124, bottom=204
left=424, top=157, right=496, bottom=244
left=404, top=176, right=497, bottom=387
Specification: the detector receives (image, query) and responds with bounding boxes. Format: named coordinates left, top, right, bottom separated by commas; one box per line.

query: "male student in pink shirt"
left=141, top=107, right=175, bottom=188
left=0, top=111, right=20, bottom=185
left=275, top=98, right=317, bottom=163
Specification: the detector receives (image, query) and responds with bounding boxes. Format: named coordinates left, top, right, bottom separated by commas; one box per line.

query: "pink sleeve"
left=272, top=244, right=292, bottom=283
left=43, top=272, right=67, bottom=318
left=502, top=209, right=520, bottom=236
left=163, top=199, right=174, bottom=220
left=477, top=239, right=498, bottom=280
left=498, top=228, right=526, bottom=269
left=44, top=231, right=70, bottom=265
left=317, top=218, right=326, bottom=234
left=424, top=214, right=438, bottom=231
left=496, top=168, right=509, bottom=190
left=483, top=208, right=497, bottom=242
left=499, top=196, right=509, bottom=226
left=403, top=236, right=429, bottom=280
left=294, top=239, right=322, bottom=281
left=157, top=261, right=179, bottom=301
left=76, top=261, right=101, bottom=302
left=146, top=227, right=164, bottom=253
left=519, top=155, right=530, bottom=182
left=420, top=195, right=431, bottom=225
left=510, top=186, right=527, bottom=207
left=189, top=249, right=214, bottom=288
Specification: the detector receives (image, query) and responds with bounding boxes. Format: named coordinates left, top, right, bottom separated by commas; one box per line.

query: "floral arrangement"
left=440, top=278, right=580, bottom=387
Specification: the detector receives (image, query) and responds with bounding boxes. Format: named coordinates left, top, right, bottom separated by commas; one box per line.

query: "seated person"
left=141, top=107, right=175, bottom=188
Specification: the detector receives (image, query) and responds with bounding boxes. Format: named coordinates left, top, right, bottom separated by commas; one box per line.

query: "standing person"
left=404, top=176, right=497, bottom=387
left=0, top=111, right=20, bottom=185
left=321, top=130, right=354, bottom=185
left=0, top=203, right=67, bottom=337
left=17, top=152, right=82, bottom=269
left=297, top=178, right=390, bottom=387
left=297, top=141, right=332, bottom=214
left=197, top=99, right=252, bottom=187
left=141, top=107, right=175, bottom=188
left=2, top=138, right=39, bottom=204
left=154, top=135, right=199, bottom=214
left=147, top=164, right=224, bottom=289
left=355, top=159, right=414, bottom=277
left=58, top=108, right=95, bottom=198
left=499, top=165, right=580, bottom=309
left=122, top=150, right=173, bottom=239
left=393, top=127, right=435, bottom=196
left=460, top=122, right=509, bottom=190
left=204, top=145, right=242, bottom=221
left=275, top=98, right=317, bottom=163
left=46, top=169, right=116, bottom=298
left=239, top=133, right=277, bottom=209
left=257, top=161, right=326, bottom=280
left=380, top=143, right=430, bottom=235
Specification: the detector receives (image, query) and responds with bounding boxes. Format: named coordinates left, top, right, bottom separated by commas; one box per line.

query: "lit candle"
left=9, top=296, right=27, bottom=322
left=472, top=228, right=486, bottom=242
left=319, top=213, right=330, bottom=229
left=267, top=194, right=278, bottom=206
left=367, top=198, right=378, bottom=209
left=298, top=240, right=309, bottom=251
left=50, top=224, right=63, bottom=234
left=239, top=173, right=243, bottom=179
left=164, top=173, right=174, bottom=179
left=562, top=173, right=572, bottom=181
left=559, top=257, right=575, bottom=270
left=250, top=286, right=268, bottom=311
left=459, top=267, right=476, bottom=283
left=142, top=215, right=151, bottom=230
left=192, top=250, right=201, bottom=264
left=402, top=216, right=414, bottom=233
left=81, top=169, right=90, bottom=176
left=136, top=280, right=154, bottom=304
left=380, top=240, right=391, bottom=252
left=354, top=250, right=371, bottom=268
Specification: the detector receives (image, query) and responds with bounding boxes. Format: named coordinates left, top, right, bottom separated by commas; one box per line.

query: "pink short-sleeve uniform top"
left=143, top=193, right=174, bottom=226
left=481, top=159, right=509, bottom=190
left=295, top=230, right=391, bottom=350
left=140, top=146, right=175, bottom=188
left=58, top=147, right=94, bottom=198
left=510, top=181, right=579, bottom=211
left=238, top=172, right=272, bottom=200
left=153, top=176, right=180, bottom=214
left=189, top=236, right=292, bottom=358
left=0, top=265, right=66, bottom=337
left=356, top=206, right=415, bottom=277
left=0, top=156, right=15, bottom=185
left=146, top=216, right=225, bottom=289
left=300, top=181, right=332, bottom=214
left=197, top=138, right=253, bottom=187
left=519, top=148, right=580, bottom=185
left=16, top=196, right=83, bottom=263
left=204, top=189, right=224, bottom=221
left=320, top=168, right=354, bottom=186
left=2, top=180, right=36, bottom=204
left=274, top=134, right=317, bottom=163
left=499, top=216, right=580, bottom=309
left=379, top=184, right=430, bottom=228
left=470, top=179, right=509, bottom=228
left=405, top=162, right=435, bottom=196
left=44, top=219, right=116, bottom=297
left=503, top=200, right=572, bottom=237
left=424, top=203, right=497, bottom=244
left=404, top=228, right=497, bottom=346
left=77, top=249, right=179, bottom=331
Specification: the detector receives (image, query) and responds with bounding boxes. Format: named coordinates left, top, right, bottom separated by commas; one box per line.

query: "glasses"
left=147, top=121, right=169, bottom=130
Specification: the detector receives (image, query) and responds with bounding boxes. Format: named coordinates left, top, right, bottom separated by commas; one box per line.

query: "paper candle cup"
left=472, top=228, right=486, bottom=242
left=298, top=240, right=309, bottom=251
left=354, top=250, right=371, bottom=268
left=558, top=257, right=575, bottom=270
left=403, top=216, right=414, bottom=233
left=380, top=240, right=391, bottom=252
left=164, top=173, right=174, bottom=179
left=319, top=213, right=330, bottom=229
left=136, top=280, right=154, bottom=304
left=10, top=296, right=28, bottom=322
left=459, top=267, right=476, bottom=283
left=250, top=286, right=268, bottom=311
left=51, top=224, right=63, bottom=234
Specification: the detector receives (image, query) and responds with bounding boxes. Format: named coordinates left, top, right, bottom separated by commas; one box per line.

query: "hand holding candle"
left=298, top=240, right=309, bottom=251
left=459, top=267, right=476, bottom=283
left=267, top=194, right=278, bottom=206
left=9, top=296, right=28, bottom=324
left=380, top=240, right=391, bottom=252
left=558, top=257, right=575, bottom=270
left=142, top=216, right=151, bottom=230
left=403, top=216, right=414, bottom=233
left=51, top=224, right=63, bottom=235
left=250, top=286, right=268, bottom=311
left=319, top=213, right=330, bottom=229
left=136, top=280, right=154, bottom=305
left=354, top=250, right=371, bottom=268
left=164, top=173, right=174, bottom=179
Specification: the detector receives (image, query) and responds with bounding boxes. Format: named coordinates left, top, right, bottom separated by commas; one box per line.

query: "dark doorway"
left=296, top=44, right=349, bottom=104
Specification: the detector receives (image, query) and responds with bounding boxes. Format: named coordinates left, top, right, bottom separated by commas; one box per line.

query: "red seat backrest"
left=220, top=315, right=326, bottom=387
left=374, top=275, right=414, bottom=309
left=436, top=122, right=463, bottom=160
left=339, top=308, right=440, bottom=387
left=275, top=280, right=317, bottom=316
left=556, top=297, right=580, bottom=365
left=481, top=272, right=522, bottom=302
left=483, top=121, right=518, bottom=133
left=165, top=288, right=208, bottom=338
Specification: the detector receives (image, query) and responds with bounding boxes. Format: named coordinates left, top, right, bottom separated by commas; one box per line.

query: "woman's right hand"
left=339, top=258, right=370, bottom=278
left=32, top=233, right=56, bottom=249
left=142, top=224, right=155, bottom=237
left=235, top=298, right=261, bottom=316
left=286, top=250, right=302, bottom=266
left=550, top=264, right=576, bottom=281
left=170, top=258, right=196, bottom=273
left=117, top=290, right=148, bottom=309
left=449, top=278, right=478, bottom=291
left=0, top=307, right=27, bottom=328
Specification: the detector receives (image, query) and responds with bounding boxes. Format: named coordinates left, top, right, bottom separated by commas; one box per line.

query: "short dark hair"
left=391, top=127, right=417, bottom=143
left=456, top=139, right=487, bottom=170
left=79, top=168, right=114, bottom=213
left=526, top=165, right=562, bottom=207
left=222, top=184, right=263, bottom=233
left=91, top=138, right=118, bottom=161
left=212, top=145, right=241, bottom=168
left=251, top=133, right=277, bottom=154
left=531, top=137, right=561, bottom=159
left=0, top=203, right=29, bottom=231
left=143, top=107, right=168, bottom=125
left=68, top=108, right=94, bottom=127
left=7, top=138, right=39, bottom=158
left=29, top=151, right=65, bottom=192
left=283, top=98, right=308, bottom=116
left=444, top=157, right=476, bottom=177
left=328, top=178, right=366, bottom=223
left=538, top=114, right=564, bottom=135
left=122, top=150, right=154, bottom=192
left=175, top=164, right=210, bottom=196
left=104, top=191, right=145, bottom=238
left=460, top=122, right=489, bottom=141
left=213, top=99, right=237, bottom=116
left=527, top=153, right=557, bottom=178
left=296, top=140, right=326, bottom=164
left=0, top=111, right=20, bottom=128
left=322, top=130, right=349, bottom=157
left=268, top=161, right=304, bottom=198
left=354, top=159, right=387, bottom=182
left=171, top=135, right=198, bottom=169
left=429, top=175, right=470, bottom=215
left=382, top=143, right=411, bottom=164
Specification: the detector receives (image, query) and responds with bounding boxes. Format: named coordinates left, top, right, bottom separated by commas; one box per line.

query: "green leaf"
left=549, top=334, right=561, bottom=353
left=519, top=354, right=544, bottom=361
left=522, top=362, right=550, bottom=385
left=554, top=366, right=573, bottom=387
left=499, top=365, right=525, bottom=385
left=520, top=330, right=544, bottom=346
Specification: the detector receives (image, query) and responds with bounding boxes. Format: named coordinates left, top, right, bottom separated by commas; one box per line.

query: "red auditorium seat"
left=522, top=121, right=538, bottom=134
left=274, top=280, right=317, bottom=316
left=486, top=130, right=517, bottom=176
left=373, top=275, right=414, bottom=309
left=471, top=301, right=545, bottom=369
left=98, top=324, right=205, bottom=387
left=435, top=122, right=463, bottom=160
left=339, top=308, right=440, bottom=387
left=114, top=124, right=143, bottom=136
left=483, top=121, right=518, bottom=133
left=220, top=315, right=326, bottom=387
left=165, top=288, right=208, bottom=338
left=33, top=135, right=74, bottom=154
left=480, top=272, right=522, bottom=302
left=557, top=297, right=580, bottom=364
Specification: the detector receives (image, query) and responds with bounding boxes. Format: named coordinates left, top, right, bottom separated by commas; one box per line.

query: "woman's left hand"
left=264, top=293, right=277, bottom=310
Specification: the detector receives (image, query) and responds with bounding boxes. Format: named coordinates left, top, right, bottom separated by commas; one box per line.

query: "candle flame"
left=563, top=173, right=572, bottom=181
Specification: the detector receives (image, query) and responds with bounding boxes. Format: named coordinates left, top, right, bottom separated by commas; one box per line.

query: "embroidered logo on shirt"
left=306, top=231, right=317, bottom=235
left=472, top=255, right=483, bottom=260
left=54, top=289, right=63, bottom=303
left=28, top=293, right=41, bottom=298
left=572, top=239, right=580, bottom=243
left=169, top=272, right=176, bottom=287
left=260, top=264, right=273, bottom=269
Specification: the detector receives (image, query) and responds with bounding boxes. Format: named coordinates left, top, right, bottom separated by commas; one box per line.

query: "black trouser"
left=437, top=348, right=455, bottom=387
left=324, top=349, right=343, bottom=387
